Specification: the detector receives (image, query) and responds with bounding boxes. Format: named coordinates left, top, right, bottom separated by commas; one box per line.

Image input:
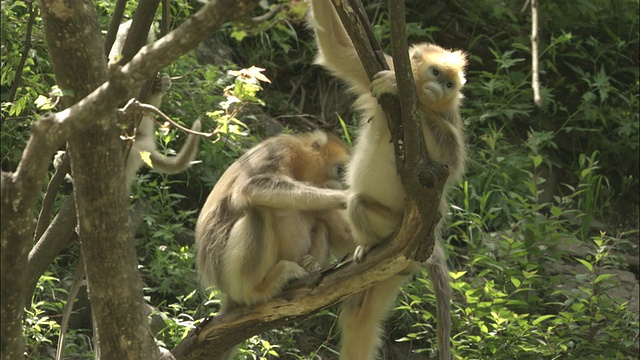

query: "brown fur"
left=195, top=131, right=355, bottom=358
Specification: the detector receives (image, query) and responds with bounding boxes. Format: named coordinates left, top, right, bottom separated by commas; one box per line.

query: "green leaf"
left=139, top=151, right=152, bottom=168
left=510, top=276, right=521, bottom=288
left=533, top=154, right=543, bottom=168
left=575, top=258, right=593, bottom=272
left=532, top=314, right=556, bottom=326
left=594, top=273, right=617, bottom=284
left=230, top=30, right=248, bottom=41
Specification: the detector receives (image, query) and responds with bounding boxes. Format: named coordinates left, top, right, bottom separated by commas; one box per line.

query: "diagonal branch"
left=171, top=206, right=424, bottom=359
left=170, top=0, right=449, bottom=357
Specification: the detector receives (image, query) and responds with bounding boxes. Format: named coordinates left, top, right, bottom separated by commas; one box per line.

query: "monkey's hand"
left=370, top=70, right=398, bottom=99
left=353, top=244, right=373, bottom=263
left=152, top=73, right=171, bottom=95
left=300, top=255, right=322, bottom=273
left=286, top=255, right=322, bottom=286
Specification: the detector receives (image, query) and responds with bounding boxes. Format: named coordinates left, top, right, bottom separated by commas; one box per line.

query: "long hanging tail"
left=338, top=264, right=418, bottom=360
left=149, top=119, right=201, bottom=174
left=426, top=243, right=452, bottom=360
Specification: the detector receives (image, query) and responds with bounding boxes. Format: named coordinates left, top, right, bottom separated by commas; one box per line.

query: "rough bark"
left=39, top=0, right=162, bottom=358
left=172, top=205, right=438, bottom=359
left=1, top=0, right=261, bottom=358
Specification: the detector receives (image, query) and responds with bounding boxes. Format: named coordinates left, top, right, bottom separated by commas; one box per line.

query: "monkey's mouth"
left=325, top=180, right=349, bottom=190
left=422, top=89, right=438, bottom=103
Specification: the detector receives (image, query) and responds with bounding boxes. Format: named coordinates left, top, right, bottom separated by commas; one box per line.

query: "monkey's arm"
left=319, top=209, right=356, bottom=259
left=370, top=70, right=398, bottom=97
left=349, top=194, right=402, bottom=262
left=236, top=175, right=347, bottom=211
left=309, top=0, right=375, bottom=93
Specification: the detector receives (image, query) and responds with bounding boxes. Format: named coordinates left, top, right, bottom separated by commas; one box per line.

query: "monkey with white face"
left=195, top=131, right=353, bottom=308
left=309, top=1, right=467, bottom=359
left=108, top=20, right=201, bottom=186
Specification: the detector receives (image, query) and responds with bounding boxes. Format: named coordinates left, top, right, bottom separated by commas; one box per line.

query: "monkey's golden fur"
left=195, top=131, right=353, bottom=308
left=309, top=1, right=468, bottom=359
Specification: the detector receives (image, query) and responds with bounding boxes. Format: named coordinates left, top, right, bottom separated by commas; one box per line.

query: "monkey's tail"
left=426, top=245, right=452, bottom=360
left=149, top=119, right=202, bottom=174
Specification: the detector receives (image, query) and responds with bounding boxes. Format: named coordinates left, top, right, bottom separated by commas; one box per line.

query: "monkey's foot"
left=370, top=70, right=397, bottom=98
left=353, top=244, right=372, bottom=263
left=153, top=73, right=172, bottom=94
left=300, top=255, right=322, bottom=273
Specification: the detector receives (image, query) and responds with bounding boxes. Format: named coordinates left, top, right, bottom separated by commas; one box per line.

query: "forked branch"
left=171, top=0, right=449, bottom=358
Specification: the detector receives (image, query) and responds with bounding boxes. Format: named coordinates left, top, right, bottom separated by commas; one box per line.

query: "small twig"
left=34, top=150, right=70, bottom=242
left=119, top=98, right=216, bottom=137
left=531, top=0, right=543, bottom=108
left=104, top=0, right=127, bottom=56
left=55, top=255, right=86, bottom=360
left=250, top=4, right=282, bottom=24
left=8, top=2, right=38, bottom=103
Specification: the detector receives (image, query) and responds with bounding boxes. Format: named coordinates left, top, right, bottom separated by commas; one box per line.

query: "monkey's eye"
left=432, top=68, right=440, bottom=76
left=333, top=165, right=346, bottom=180
left=446, top=82, right=453, bottom=89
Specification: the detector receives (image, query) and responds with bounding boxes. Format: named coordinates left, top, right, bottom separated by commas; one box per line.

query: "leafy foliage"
left=4, top=0, right=638, bottom=358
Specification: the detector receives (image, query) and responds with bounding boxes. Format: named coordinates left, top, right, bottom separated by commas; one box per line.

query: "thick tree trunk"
left=0, top=0, right=263, bottom=358
left=38, top=0, right=163, bottom=358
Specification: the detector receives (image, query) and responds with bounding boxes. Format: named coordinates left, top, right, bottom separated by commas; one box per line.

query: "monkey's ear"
left=452, top=50, right=468, bottom=69
left=410, top=45, right=424, bottom=62
left=459, top=72, right=467, bottom=85
left=309, top=131, right=328, bottom=150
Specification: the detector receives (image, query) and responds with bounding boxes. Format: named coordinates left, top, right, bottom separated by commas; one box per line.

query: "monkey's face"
left=410, top=43, right=467, bottom=113
left=319, top=137, right=350, bottom=189
left=294, top=132, right=350, bottom=189
left=325, top=161, right=349, bottom=189
left=416, top=64, right=464, bottom=112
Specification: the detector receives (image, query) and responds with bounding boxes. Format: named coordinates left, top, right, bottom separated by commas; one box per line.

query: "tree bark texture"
left=2, top=0, right=262, bottom=358
left=39, top=0, right=163, bottom=358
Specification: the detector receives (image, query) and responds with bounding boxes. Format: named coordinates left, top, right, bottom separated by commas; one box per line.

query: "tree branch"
left=386, top=0, right=447, bottom=260
left=171, top=0, right=449, bottom=357
left=120, top=99, right=215, bottom=138
left=172, top=205, right=425, bottom=359
left=530, top=0, right=543, bottom=108
left=1, top=0, right=262, bottom=358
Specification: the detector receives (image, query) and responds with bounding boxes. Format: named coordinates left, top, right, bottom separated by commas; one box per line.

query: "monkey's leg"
left=349, top=193, right=401, bottom=262
left=240, top=175, right=346, bottom=211
left=245, top=259, right=309, bottom=305
left=338, top=266, right=417, bottom=360
left=425, top=242, right=452, bottom=360
left=321, top=209, right=356, bottom=259
left=309, top=0, right=367, bottom=86
left=306, top=220, right=330, bottom=270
